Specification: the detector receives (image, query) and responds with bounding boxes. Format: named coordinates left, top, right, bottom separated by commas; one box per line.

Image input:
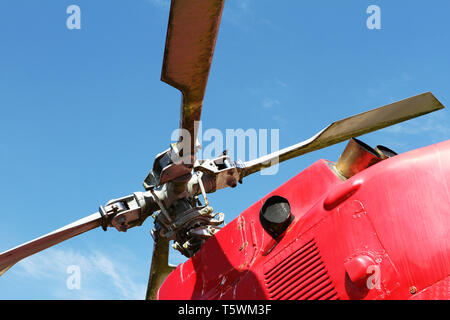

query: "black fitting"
left=259, top=195, right=292, bottom=239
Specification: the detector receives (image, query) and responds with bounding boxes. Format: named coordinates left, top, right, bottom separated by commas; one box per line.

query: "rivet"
left=409, top=286, right=417, bottom=294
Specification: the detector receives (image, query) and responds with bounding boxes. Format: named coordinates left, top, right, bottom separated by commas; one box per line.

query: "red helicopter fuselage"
left=158, top=139, right=450, bottom=300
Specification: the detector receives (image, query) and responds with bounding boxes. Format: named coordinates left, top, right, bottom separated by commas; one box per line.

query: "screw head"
left=409, top=286, right=417, bottom=294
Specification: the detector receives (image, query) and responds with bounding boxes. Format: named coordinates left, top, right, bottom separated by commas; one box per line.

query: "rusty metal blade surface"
left=145, top=236, right=176, bottom=300
left=243, top=92, right=445, bottom=177
left=162, top=0, right=225, bottom=149
left=0, top=212, right=101, bottom=276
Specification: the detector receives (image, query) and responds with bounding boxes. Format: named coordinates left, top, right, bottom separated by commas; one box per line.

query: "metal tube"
left=335, top=138, right=382, bottom=179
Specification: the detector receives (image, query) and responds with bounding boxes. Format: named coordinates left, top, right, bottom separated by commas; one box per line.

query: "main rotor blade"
left=242, top=92, right=445, bottom=177
left=161, top=0, right=225, bottom=152
left=0, top=212, right=102, bottom=276
left=145, top=236, right=176, bottom=300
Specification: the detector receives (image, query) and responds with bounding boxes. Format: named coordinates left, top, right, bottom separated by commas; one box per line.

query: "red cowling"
left=158, top=140, right=450, bottom=300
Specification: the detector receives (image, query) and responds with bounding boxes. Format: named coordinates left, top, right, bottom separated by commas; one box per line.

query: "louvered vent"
left=264, top=239, right=339, bottom=300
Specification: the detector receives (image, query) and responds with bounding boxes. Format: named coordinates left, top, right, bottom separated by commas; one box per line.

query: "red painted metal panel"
left=158, top=140, right=450, bottom=300
left=409, top=276, right=450, bottom=300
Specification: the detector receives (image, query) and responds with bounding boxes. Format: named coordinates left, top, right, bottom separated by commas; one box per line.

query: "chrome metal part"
left=104, top=192, right=147, bottom=232
left=195, top=155, right=244, bottom=192
left=375, top=145, right=398, bottom=159
left=336, top=138, right=383, bottom=179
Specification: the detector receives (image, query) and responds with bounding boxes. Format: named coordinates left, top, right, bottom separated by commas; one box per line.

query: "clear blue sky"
left=0, top=0, right=449, bottom=299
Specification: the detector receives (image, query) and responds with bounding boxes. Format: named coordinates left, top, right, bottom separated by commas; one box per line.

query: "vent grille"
left=264, top=239, right=339, bottom=300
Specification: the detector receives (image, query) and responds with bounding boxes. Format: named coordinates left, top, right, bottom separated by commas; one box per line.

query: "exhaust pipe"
left=336, top=138, right=383, bottom=179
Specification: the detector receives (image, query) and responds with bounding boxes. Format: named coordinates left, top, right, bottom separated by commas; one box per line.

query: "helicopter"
left=1, top=0, right=449, bottom=300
